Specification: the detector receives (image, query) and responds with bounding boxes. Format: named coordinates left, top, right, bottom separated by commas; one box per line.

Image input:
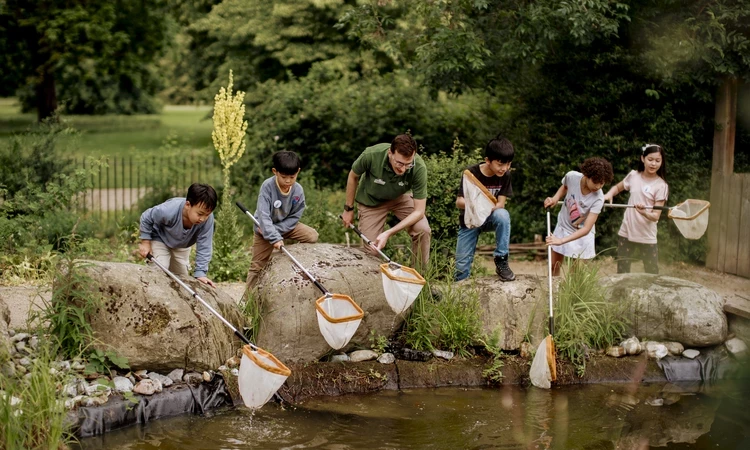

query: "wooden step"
left=724, top=296, right=750, bottom=320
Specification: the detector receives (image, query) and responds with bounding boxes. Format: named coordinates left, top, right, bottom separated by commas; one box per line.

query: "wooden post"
left=707, top=76, right=738, bottom=270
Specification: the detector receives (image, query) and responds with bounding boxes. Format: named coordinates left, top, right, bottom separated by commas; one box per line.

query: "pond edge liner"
left=72, top=351, right=746, bottom=438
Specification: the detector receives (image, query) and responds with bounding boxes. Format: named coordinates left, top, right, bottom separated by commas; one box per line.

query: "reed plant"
left=553, top=258, right=629, bottom=376
left=0, top=340, right=74, bottom=449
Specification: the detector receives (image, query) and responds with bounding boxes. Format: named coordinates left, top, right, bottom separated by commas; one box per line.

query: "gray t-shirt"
left=556, top=171, right=604, bottom=236
left=254, top=176, right=306, bottom=244
left=139, top=197, right=215, bottom=278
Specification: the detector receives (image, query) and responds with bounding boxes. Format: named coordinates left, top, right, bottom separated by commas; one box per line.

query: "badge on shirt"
left=398, top=181, right=405, bottom=187
left=273, top=200, right=282, bottom=209
left=642, top=185, right=652, bottom=194
left=374, top=178, right=386, bottom=185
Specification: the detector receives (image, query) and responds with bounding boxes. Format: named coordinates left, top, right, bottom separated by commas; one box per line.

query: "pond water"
left=77, top=381, right=749, bottom=449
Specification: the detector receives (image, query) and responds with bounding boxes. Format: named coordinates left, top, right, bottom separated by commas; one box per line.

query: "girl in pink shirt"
left=603, top=144, right=669, bottom=274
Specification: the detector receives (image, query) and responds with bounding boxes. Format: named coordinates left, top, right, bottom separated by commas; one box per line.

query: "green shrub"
left=211, top=202, right=252, bottom=282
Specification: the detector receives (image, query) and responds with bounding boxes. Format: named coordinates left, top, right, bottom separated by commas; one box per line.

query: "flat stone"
left=432, top=350, right=454, bottom=361
left=349, top=350, right=378, bottom=362
left=330, top=354, right=350, bottom=363
left=664, top=341, right=684, bottom=356
left=18, top=357, right=31, bottom=367
left=167, top=369, right=184, bottom=383
left=147, top=372, right=173, bottom=388
left=621, top=336, right=642, bottom=355
left=133, top=379, right=162, bottom=395
left=725, top=337, right=748, bottom=356
left=183, top=372, right=203, bottom=385
left=113, top=376, right=134, bottom=393
left=645, top=342, right=668, bottom=360
left=134, top=369, right=148, bottom=379
left=607, top=346, right=626, bottom=357
left=377, top=353, right=395, bottom=364
left=682, top=349, right=700, bottom=359
left=724, top=296, right=750, bottom=320
left=646, top=397, right=664, bottom=406
left=10, top=333, right=29, bottom=343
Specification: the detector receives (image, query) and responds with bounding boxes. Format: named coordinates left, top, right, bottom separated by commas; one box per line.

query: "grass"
left=0, top=98, right=214, bottom=158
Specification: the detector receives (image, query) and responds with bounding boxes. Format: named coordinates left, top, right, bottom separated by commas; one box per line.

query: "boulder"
left=254, top=244, right=402, bottom=362
left=602, top=274, right=727, bottom=347
left=76, top=260, right=243, bottom=372
left=469, top=275, right=548, bottom=351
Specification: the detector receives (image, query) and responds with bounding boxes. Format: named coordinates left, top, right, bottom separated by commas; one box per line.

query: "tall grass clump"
left=0, top=340, right=74, bottom=449
left=554, top=259, right=629, bottom=376
left=402, top=240, right=483, bottom=356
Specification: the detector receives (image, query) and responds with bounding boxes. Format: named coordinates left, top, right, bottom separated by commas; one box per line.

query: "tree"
left=0, top=0, right=173, bottom=120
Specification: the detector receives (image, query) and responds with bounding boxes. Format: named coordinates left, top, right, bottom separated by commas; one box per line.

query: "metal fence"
left=74, top=155, right=223, bottom=224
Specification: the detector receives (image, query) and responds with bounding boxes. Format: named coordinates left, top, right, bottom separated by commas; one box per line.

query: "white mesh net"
left=462, top=170, right=496, bottom=228
left=315, top=294, right=364, bottom=350
left=668, top=199, right=710, bottom=240
left=238, top=345, right=290, bottom=408
left=381, top=264, right=426, bottom=314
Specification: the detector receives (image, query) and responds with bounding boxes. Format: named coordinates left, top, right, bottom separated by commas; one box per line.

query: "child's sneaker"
left=494, top=255, right=515, bottom=282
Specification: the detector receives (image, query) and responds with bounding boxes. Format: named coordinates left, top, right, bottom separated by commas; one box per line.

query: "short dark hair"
left=390, top=134, right=417, bottom=157
left=580, top=157, right=614, bottom=185
left=485, top=136, right=514, bottom=163
left=186, top=183, right=217, bottom=211
left=273, top=151, right=301, bottom=175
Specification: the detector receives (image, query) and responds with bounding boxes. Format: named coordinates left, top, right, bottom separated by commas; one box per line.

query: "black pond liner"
left=656, top=347, right=736, bottom=383
left=72, top=375, right=234, bottom=438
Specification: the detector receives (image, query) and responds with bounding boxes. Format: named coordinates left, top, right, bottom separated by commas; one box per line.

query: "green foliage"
left=239, top=288, right=262, bottom=344
left=35, top=258, right=101, bottom=359
left=234, top=65, right=508, bottom=194
left=1, top=0, right=173, bottom=118
left=369, top=330, right=389, bottom=355
left=479, top=332, right=505, bottom=384
left=211, top=203, right=252, bottom=282
left=84, top=349, right=130, bottom=376
left=403, top=246, right=483, bottom=356
left=554, top=259, right=629, bottom=376
left=0, top=339, right=74, bottom=449
left=296, top=179, right=348, bottom=244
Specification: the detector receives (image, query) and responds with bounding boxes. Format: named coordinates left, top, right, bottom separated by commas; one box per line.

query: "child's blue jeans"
left=454, top=208, right=511, bottom=281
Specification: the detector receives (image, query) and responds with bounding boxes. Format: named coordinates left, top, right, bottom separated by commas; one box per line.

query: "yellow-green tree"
left=210, top=70, right=250, bottom=281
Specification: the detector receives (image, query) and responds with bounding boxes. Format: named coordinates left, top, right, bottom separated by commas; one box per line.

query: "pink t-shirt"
left=618, top=170, right=669, bottom=244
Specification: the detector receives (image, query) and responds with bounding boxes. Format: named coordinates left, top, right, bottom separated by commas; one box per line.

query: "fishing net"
left=668, top=199, right=710, bottom=240
left=462, top=170, right=497, bottom=228
left=530, top=335, right=556, bottom=389
left=315, top=294, right=364, bottom=350
left=380, top=263, right=426, bottom=314
left=238, top=345, right=291, bottom=408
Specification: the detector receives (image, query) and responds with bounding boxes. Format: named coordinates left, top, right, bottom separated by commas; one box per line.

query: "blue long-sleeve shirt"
left=139, top=197, right=215, bottom=278
left=254, top=177, right=306, bottom=244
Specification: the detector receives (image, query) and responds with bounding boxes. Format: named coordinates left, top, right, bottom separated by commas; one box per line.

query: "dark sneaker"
left=494, top=255, right=516, bottom=282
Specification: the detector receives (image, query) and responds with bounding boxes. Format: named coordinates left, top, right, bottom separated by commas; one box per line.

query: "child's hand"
left=138, top=240, right=151, bottom=259
left=273, top=240, right=284, bottom=250
left=196, top=276, right=216, bottom=288
left=603, top=193, right=613, bottom=204
left=543, top=197, right=556, bottom=209
left=545, top=234, right=563, bottom=246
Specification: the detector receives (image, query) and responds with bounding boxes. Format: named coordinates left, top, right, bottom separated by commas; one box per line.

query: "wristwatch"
left=344, top=204, right=355, bottom=212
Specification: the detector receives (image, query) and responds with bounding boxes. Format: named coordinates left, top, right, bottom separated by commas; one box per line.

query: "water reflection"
left=77, top=381, right=750, bottom=450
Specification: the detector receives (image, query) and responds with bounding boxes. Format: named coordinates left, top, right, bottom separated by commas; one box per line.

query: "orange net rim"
left=379, top=263, right=426, bottom=285
left=463, top=169, right=497, bottom=204
left=546, top=335, right=557, bottom=382
left=314, top=294, right=364, bottom=323
left=668, top=199, right=710, bottom=221
left=242, top=344, right=291, bottom=377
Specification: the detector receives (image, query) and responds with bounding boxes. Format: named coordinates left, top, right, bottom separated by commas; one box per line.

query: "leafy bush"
left=233, top=65, right=509, bottom=196
left=211, top=202, right=252, bottom=282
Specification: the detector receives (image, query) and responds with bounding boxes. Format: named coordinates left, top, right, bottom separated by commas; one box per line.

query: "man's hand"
left=138, top=240, right=152, bottom=259
left=373, top=230, right=391, bottom=250
left=273, top=240, right=284, bottom=250
left=341, top=210, right=354, bottom=227
left=196, top=277, right=216, bottom=288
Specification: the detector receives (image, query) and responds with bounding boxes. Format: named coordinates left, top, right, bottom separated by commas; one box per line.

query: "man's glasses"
left=393, top=160, right=415, bottom=169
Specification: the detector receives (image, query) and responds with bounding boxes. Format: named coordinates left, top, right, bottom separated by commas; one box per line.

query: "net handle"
left=555, top=200, right=669, bottom=211
left=236, top=201, right=330, bottom=295
left=340, top=215, right=396, bottom=266
left=146, top=254, right=258, bottom=349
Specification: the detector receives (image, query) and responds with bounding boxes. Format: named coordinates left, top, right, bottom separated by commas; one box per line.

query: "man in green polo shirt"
left=341, top=134, right=431, bottom=267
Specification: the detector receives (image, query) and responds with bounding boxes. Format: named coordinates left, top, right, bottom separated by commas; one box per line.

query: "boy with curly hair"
left=543, top=157, right=614, bottom=276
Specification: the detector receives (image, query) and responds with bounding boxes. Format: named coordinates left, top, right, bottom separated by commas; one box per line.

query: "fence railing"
left=74, top=155, right=223, bottom=224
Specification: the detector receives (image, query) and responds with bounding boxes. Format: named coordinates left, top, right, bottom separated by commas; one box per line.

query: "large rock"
left=0, top=296, right=10, bottom=359
left=602, top=274, right=727, bottom=347
left=76, top=261, right=243, bottom=372
left=254, top=244, right=402, bottom=362
left=469, top=275, right=548, bottom=350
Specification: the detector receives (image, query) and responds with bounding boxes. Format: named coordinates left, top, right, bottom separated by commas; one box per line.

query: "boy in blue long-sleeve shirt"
left=245, top=151, right=318, bottom=288
left=139, top=183, right=218, bottom=287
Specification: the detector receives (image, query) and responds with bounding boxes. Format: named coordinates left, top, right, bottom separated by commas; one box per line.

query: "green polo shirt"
left=352, top=143, right=428, bottom=207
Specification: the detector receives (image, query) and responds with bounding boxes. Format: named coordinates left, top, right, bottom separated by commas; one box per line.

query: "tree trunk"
left=36, top=68, right=57, bottom=122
